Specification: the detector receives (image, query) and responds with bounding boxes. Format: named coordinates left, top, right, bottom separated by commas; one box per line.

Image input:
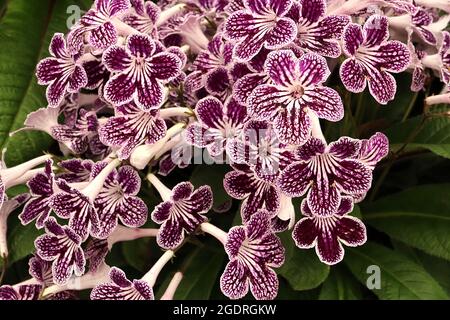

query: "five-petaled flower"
left=287, top=0, right=350, bottom=58
left=36, top=33, right=88, bottom=108
left=340, top=15, right=411, bottom=104
left=34, top=217, right=86, bottom=285
left=279, top=136, right=373, bottom=216
left=102, top=33, right=182, bottom=111
left=93, top=164, right=148, bottom=238
left=91, top=267, right=154, bottom=300
left=248, top=50, right=344, bottom=145
left=220, top=210, right=285, bottom=300
left=67, top=0, right=132, bottom=53
left=186, top=96, right=247, bottom=157
left=149, top=175, right=213, bottom=250
left=293, top=197, right=366, bottom=265
left=224, top=0, right=297, bottom=61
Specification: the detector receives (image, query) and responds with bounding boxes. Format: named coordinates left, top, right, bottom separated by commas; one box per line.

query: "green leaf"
left=363, top=184, right=450, bottom=261
left=173, top=248, right=225, bottom=299
left=386, top=112, right=450, bottom=159
left=0, top=0, right=92, bottom=166
left=415, top=251, right=450, bottom=295
left=345, top=242, right=448, bottom=300
left=278, top=232, right=329, bottom=291
left=7, top=222, right=43, bottom=265
left=319, top=268, right=363, bottom=300
left=190, top=164, right=232, bottom=211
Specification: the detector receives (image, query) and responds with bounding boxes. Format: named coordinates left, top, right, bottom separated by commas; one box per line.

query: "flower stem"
left=147, top=173, right=172, bottom=202
left=160, top=107, right=194, bottom=119
left=160, top=272, right=183, bottom=300
left=200, top=223, right=227, bottom=246
left=142, top=250, right=175, bottom=287
left=82, top=158, right=121, bottom=202
left=157, top=4, right=186, bottom=27
left=1, top=155, right=51, bottom=188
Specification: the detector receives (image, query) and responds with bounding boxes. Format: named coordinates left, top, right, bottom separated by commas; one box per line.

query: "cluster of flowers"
left=0, top=0, right=449, bottom=300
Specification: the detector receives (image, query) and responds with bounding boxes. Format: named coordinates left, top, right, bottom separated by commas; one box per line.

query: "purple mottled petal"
left=36, top=58, right=62, bottom=85
left=363, top=15, right=389, bottom=47
left=18, top=284, right=43, bottom=300
left=0, top=286, right=19, bottom=300
left=220, top=260, right=249, bottom=300
left=73, top=247, right=86, bottom=276
left=358, top=132, right=389, bottom=168
left=44, top=217, right=65, bottom=236
left=225, top=227, right=246, bottom=258
left=234, top=73, right=267, bottom=104
left=335, top=160, right=372, bottom=195
left=249, top=265, right=278, bottom=300
left=172, top=182, right=194, bottom=201
left=367, top=70, right=396, bottom=104
left=104, top=74, right=135, bottom=106
left=343, top=23, right=363, bottom=56
left=300, top=0, right=325, bottom=23
left=307, top=178, right=340, bottom=215
left=377, top=40, right=411, bottom=73
left=119, top=197, right=148, bottom=227
left=246, top=210, right=270, bottom=241
left=296, top=137, right=326, bottom=161
left=279, top=162, right=313, bottom=197
left=306, top=87, right=344, bottom=121
left=273, top=108, right=311, bottom=145
left=49, top=33, right=67, bottom=59
left=189, top=186, right=213, bottom=212
left=336, top=216, right=367, bottom=246
left=157, top=218, right=184, bottom=249
left=316, top=226, right=344, bottom=265
left=293, top=217, right=317, bottom=248
left=336, top=197, right=354, bottom=216
left=110, top=267, right=132, bottom=287
left=329, top=137, right=360, bottom=158
left=116, top=166, right=140, bottom=195
left=265, top=50, right=296, bottom=87
left=265, top=18, right=297, bottom=49
left=89, top=22, right=118, bottom=50
left=19, top=197, right=51, bottom=228
left=35, top=235, right=61, bottom=260
left=138, top=78, right=164, bottom=111
left=103, top=46, right=132, bottom=72
left=205, top=67, right=231, bottom=95
left=248, top=85, right=282, bottom=120
left=340, top=59, right=367, bottom=93
left=224, top=170, right=253, bottom=199
left=151, top=201, right=172, bottom=223
left=298, top=53, right=330, bottom=86
left=68, top=65, right=88, bottom=92
left=127, top=33, right=155, bottom=58
left=133, top=280, right=154, bottom=300
left=149, top=53, right=181, bottom=81
left=224, top=11, right=256, bottom=40
left=196, top=97, right=225, bottom=129
left=46, top=77, right=68, bottom=107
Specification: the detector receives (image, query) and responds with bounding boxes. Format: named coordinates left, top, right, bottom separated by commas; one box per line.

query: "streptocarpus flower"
left=355, top=132, right=389, bottom=170
left=0, top=194, right=30, bottom=259
left=93, top=164, right=148, bottom=238
left=19, top=160, right=55, bottom=229
left=149, top=175, right=213, bottom=249
left=224, top=0, right=297, bottom=61
left=67, top=0, right=132, bottom=54
left=98, top=102, right=167, bottom=159
left=287, top=0, right=350, bottom=58
left=220, top=210, right=285, bottom=300
left=293, top=197, right=366, bottom=265
left=36, top=33, right=88, bottom=108
left=279, top=136, right=373, bottom=216
left=186, top=96, right=247, bottom=157
left=57, top=159, right=94, bottom=183
left=340, top=15, right=411, bottom=104
left=411, top=8, right=438, bottom=45
left=248, top=50, right=344, bottom=145
left=90, top=267, right=154, bottom=300
left=227, top=120, right=295, bottom=180
left=0, top=284, right=43, bottom=301
left=224, top=164, right=280, bottom=223
left=50, top=159, right=121, bottom=240
left=34, top=217, right=86, bottom=285
left=102, top=33, right=182, bottom=111
left=123, top=0, right=160, bottom=36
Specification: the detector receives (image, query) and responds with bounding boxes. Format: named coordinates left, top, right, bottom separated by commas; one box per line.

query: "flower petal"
left=249, top=265, right=279, bottom=300
left=339, top=58, right=367, bottom=93
left=329, top=136, right=361, bottom=158
left=103, top=45, right=132, bottom=72
left=110, top=267, right=132, bottom=288
left=334, top=160, right=372, bottom=195
left=265, top=18, right=297, bottom=49
left=305, top=87, right=344, bottom=121
left=278, top=162, right=313, bottom=197
left=316, top=225, right=344, bottom=265
left=298, top=53, right=330, bottom=86
left=363, top=15, right=389, bottom=47
left=126, top=33, right=155, bottom=58
left=89, top=22, right=118, bottom=50
left=151, top=201, right=173, bottom=223
left=157, top=218, right=184, bottom=249
left=307, top=177, right=341, bottom=216
left=335, top=216, right=367, bottom=247
left=300, top=0, right=325, bottom=23
left=195, top=97, right=225, bottom=129
left=273, top=107, right=311, bottom=145
left=343, top=23, right=363, bottom=56
left=149, top=52, right=182, bottom=81
left=220, top=259, right=249, bottom=300
left=264, top=50, right=297, bottom=87
left=104, top=74, right=135, bottom=106
left=293, top=216, right=318, bottom=248
left=367, top=70, right=397, bottom=105
left=248, top=84, right=283, bottom=120
left=377, top=40, right=411, bottom=73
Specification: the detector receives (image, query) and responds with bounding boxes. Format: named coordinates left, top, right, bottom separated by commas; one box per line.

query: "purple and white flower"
left=186, top=96, right=247, bottom=157
left=224, top=0, right=297, bottom=61
left=34, top=217, right=86, bottom=285
left=293, top=197, right=366, bottom=265
left=0, top=284, right=43, bottom=300
left=123, top=0, right=160, bottom=36
left=220, top=210, right=285, bottom=300
left=279, top=136, right=373, bottom=216
left=248, top=50, right=344, bottom=145
left=36, top=33, right=88, bottom=108
left=340, top=15, right=411, bottom=104
left=102, top=33, right=182, bottom=111
left=149, top=174, right=213, bottom=249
